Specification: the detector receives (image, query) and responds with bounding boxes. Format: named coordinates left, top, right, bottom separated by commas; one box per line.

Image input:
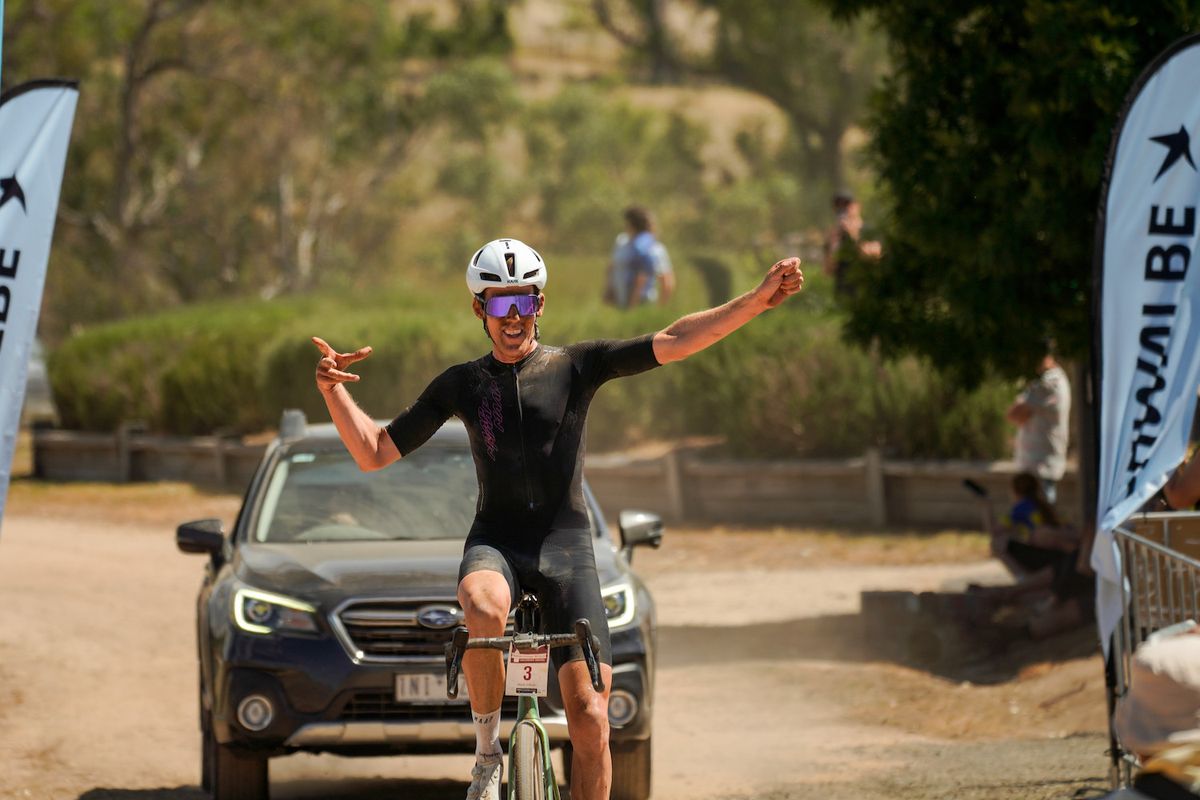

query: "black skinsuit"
left=386, top=335, right=661, bottom=667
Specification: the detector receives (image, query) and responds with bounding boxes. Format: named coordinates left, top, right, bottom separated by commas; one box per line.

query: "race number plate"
left=505, top=643, right=550, bottom=697
left=395, top=673, right=467, bottom=702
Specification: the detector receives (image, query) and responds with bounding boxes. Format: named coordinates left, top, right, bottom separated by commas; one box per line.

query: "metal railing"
left=1109, top=511, right=1200, bottom=785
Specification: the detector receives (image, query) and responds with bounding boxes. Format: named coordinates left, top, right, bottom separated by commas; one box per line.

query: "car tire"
left=200, top=684, right=213, bottom=792
left=201, top=720, right=214, bottom=793
left=210, top=735, right=269, bottom=800
left=610, top=737, right=651, bottom=800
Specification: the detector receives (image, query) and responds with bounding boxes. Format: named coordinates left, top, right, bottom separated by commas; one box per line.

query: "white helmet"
left=466, top=238, right=547, bottom=296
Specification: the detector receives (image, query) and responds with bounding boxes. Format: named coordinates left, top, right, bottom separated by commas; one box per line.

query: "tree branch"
left=136, top=56, right=192, bottom=83
left=591, top=0, right=645, bottom=48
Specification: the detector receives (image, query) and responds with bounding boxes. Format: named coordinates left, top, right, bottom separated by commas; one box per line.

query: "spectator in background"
left=971, top=472, right=1093, bottom=640
left=1101, top=623, right=1200, bottom=799
left=605, top=206, right=674, bottom=309
left=982, top=472, right=1067, bottom=579
left=822, top=191, right=881, bottom=297
left=1007, top=342, right=1071, bottom=504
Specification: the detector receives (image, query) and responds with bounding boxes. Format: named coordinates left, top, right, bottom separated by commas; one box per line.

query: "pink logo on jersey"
left=478, top=380, right=505, bottom=460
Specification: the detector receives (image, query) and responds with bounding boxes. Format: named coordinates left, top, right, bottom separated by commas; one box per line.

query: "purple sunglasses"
left=481, top=294, right=540, bottom=318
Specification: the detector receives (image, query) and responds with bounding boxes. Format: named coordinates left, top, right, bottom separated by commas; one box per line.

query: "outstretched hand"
left=312, top=336, right=373, bottom=394
left=754, top=257, right=804, bottom=308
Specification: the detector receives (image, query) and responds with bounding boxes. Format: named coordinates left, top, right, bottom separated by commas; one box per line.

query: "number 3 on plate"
left=505, top=643, right=550, bottom=697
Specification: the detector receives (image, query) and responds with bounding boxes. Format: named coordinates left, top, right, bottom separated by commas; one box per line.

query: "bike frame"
left=510, top=694, right=560, bottom=800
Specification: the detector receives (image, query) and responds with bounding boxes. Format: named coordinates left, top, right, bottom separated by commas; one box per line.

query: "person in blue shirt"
left=980, top=471, right=1067, bottom=577
left=605, top=206, right=674, bottom=308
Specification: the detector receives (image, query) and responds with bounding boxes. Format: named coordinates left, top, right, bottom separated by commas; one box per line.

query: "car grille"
left=340, top=691, right=519, bottom=722
left=335, top=600, right=515, bottom=661
left=336, top=601, right=460, bottom=659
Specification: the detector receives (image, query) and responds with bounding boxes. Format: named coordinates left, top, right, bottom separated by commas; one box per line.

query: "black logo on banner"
left=0, top=176, right=26, bottom=213
left=1150, top=126, right=1196, bottom=182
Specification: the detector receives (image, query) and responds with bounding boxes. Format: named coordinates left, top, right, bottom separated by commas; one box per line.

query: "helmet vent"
left=504, top=253, right=516, bottom=278
left=472, top=248, right=485, bottom=266
left=479, top=272, right=502, bottom=282
left=522, top=269, right=540, bottom=280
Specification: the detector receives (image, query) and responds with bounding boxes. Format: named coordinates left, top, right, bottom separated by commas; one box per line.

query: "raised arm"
left=312, top=336, right=400, bottom=471
left=652, top=257, right=803, bottom=365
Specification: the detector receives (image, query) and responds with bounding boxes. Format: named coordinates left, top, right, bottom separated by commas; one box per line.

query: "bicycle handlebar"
left=444, top=619, right=606, bottom=698
left=459, top=632, right=583, bottom=650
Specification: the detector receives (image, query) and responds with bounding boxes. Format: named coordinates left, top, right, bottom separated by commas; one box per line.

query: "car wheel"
left=200, top=685, right=213, bottom=792
left=210, top=736, right=269, bottom=800
left=610, top=737, right=651, bottom=800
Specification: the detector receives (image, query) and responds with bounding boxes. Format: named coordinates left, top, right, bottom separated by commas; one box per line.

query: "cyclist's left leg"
left=535, top=528, right=614, bottom=800
left=559, top=659, right=613, bottom=800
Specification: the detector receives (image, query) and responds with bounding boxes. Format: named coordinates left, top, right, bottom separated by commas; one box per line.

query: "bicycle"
left=445, top=593, right=606, bottom=800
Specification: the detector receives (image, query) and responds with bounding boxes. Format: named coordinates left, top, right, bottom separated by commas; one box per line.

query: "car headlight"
left=233, top=586, right=319, bottom=635
left=601, top=582, right=636, bottom=629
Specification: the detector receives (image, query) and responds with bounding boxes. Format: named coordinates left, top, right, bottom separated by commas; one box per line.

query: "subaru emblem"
left=416, top=605, right=460, bottom=630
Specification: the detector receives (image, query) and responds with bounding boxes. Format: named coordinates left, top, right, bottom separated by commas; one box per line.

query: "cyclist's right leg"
left=458, top=544, right=517, bottom=800
left=458, top=568, right=513, bottom=716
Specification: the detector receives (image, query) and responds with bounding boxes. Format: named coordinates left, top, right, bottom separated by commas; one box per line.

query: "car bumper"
left=212, top=629, right=651, bottom=755
left=283, top=714, right=571, bottom=748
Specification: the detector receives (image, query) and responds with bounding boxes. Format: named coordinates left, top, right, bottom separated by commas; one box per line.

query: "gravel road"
left=0, top=514, right=1111, bottom=800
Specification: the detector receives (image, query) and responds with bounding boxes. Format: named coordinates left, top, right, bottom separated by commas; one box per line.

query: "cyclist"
left=312, top=238, right=803, bottom=800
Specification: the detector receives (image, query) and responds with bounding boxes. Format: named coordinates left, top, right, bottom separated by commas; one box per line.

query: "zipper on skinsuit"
left=512, top=364, right=535, bottom=511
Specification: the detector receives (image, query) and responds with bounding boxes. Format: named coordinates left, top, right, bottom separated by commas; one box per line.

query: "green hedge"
left=49, top=299, right=316, bottom=435
left=48, top=272, right=1014, bottom=458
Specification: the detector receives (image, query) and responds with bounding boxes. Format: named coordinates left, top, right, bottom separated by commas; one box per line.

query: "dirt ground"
left=0, top=482, right=1113, bottom=800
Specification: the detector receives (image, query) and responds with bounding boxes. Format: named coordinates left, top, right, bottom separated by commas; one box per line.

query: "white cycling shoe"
left=466, top=751, right=503, bottom=800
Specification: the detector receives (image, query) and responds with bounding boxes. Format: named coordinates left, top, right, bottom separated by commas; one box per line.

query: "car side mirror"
left=618, top=510, right=664, bottom=563
left=177, top=519, right=225, bottom=555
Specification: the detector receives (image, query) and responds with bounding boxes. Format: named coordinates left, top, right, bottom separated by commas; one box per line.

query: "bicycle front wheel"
left=512, top=721, right=548, bottom=800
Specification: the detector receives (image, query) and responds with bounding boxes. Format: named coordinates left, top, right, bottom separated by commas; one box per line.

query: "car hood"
left=233, top=538, right=626, bottom=603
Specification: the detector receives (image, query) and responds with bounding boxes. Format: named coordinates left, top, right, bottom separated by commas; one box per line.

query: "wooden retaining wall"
left=584, top=447, right=1080, bottom=529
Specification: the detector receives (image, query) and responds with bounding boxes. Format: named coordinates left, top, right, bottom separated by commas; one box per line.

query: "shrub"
left=47, top=273, right=1013, bottom=459
left=672, top=294, right=1012, bottom=459
left=49, top=299, right=313, bottom=434
left=49, top=320, right=174, bottom=433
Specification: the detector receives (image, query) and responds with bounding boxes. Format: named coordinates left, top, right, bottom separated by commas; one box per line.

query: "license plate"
left=395, top=673, right=467, bottom=703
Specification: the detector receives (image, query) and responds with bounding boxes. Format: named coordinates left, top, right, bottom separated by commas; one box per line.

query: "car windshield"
left=252, top=445, right=478, bottom=543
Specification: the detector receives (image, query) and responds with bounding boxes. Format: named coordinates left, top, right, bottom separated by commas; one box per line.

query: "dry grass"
left=5, top=468, right=986, bottom=564
left=5, top=478, right=241, bottom=530
left=648, top=524, right=990, bottom=569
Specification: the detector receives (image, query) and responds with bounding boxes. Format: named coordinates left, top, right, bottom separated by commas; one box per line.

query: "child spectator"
left=971, top=472, right=1094, bottom=639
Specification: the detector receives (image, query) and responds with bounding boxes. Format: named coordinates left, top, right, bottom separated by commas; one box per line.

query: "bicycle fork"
left=510, top=695, right=560, bottom=800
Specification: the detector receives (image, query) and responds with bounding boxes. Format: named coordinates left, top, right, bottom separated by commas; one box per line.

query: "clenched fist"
left=753, top=257, right=804, bottom=309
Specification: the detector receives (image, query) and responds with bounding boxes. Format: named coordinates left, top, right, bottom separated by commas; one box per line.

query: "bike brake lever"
left=574, top=618, right=605, bottom=693
left=446, top=626, right=469, bottom=699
